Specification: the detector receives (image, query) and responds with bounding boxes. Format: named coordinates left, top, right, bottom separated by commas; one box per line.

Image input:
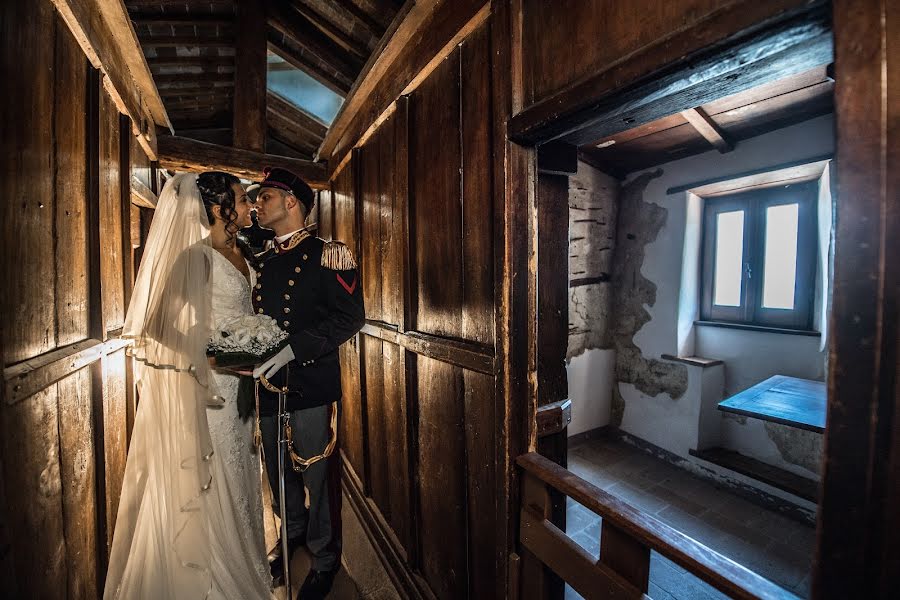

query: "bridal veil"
left=105, top=173, right=222, bottom=598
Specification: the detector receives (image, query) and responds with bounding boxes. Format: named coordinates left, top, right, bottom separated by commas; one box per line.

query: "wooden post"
left=519, top=471, right=553, bottom=600
left=232, top=0, right=267, bottom=152
left=600, top=521, right=651, bottom=593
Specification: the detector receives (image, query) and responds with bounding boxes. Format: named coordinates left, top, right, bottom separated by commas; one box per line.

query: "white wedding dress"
left=104, top=172, right=272, bottom=600
left=205, top=248, right=272, bottom=598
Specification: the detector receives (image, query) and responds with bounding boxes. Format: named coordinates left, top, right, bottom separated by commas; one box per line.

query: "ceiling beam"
left=131, top=15, right=234, bottom=28
left=332, top=0, right=387, bottom=37
left=50, top=0, right=172, bottom=157
left=289, top=0, right=370, bottom=59
left=157, top=135, right=328, bottom=188
left=147, top=57, right=234, bottom=69
left=155, top=72, right=234, bottom=85
left=680, top=107, right=734, bottom=153
left=233, top=0, right=267, bottom=152
left=138, top=36, right=235, bottom=48
left=267, top=0, right=363, bottom=81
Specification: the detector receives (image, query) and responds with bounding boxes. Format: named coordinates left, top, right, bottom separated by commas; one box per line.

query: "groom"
left=250, top=167, right=365, bottom=598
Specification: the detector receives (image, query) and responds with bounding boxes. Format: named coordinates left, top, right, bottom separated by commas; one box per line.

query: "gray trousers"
left=260, top=402, right=342, bottom=571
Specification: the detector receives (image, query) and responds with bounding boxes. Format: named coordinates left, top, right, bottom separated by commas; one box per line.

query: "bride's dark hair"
left=197, top=171, right=253, bottom=259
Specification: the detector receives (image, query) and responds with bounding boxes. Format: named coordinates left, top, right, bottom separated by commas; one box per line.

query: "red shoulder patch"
left=336, top=273, right=357, bottom=294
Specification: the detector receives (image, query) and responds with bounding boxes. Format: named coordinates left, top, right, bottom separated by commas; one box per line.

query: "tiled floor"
left=565, top=436, right=815, bottom=599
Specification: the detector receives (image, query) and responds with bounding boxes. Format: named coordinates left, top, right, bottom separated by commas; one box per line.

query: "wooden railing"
left=516, top=452, right=799, bottom=600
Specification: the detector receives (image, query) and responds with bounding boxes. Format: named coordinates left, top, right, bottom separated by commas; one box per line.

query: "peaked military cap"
left=258, top=167, right=315, bottom=213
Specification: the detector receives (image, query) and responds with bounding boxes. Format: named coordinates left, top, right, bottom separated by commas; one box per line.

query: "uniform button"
left=283, top=320, right=290, bottom=327
left=303, top=254, right=308, bottom=261
left=256, top=271, right=262, bottom=278
left=294, top=267, right=301, bottom=273
left=284, top=294, right=290, bottom=300
left=255, top=283, right=261, bottom=289
left=256, top=295, right=262, bottom=301
left=288, top=280, right=295, bottom=286
left=284, top=307, right=291, bottom=314
left=257, top=308, right=264, bottom=314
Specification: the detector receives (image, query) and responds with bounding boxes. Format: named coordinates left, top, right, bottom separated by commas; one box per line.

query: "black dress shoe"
left=269, top=536, right=305, bottom=586
left=298, top=566, right=340, bottom=600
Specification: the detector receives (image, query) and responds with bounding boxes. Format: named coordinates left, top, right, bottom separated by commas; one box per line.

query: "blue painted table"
left=718, top=374, right=826, bottom=433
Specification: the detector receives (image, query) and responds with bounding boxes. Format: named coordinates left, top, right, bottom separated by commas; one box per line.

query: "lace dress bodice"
left=206, top=248, right=271, bottom=595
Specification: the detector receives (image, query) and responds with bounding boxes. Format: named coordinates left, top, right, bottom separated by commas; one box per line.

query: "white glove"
left=253, top=344, right=295, bottom=379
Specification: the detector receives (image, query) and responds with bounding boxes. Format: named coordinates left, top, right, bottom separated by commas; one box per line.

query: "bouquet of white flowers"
left=207, top=314, right=289, bottom=368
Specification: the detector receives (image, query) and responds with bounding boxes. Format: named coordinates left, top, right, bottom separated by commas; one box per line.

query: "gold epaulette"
left=321, top=240, right=357, bottom=270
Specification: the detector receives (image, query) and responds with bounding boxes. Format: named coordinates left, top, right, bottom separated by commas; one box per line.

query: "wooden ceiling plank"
left=289, top=0, right=370, bottom=59
left=157, top=135, right=327, bottom=187
left=154, top=71, right=234, bottom=84
left=148, top=57, right=234, bottom=69
left=333, top=0, right=387, bottom=37
left=267, top=0, right=363, bottom=81
left=232, top=0, right=267, bottom=152
left=139, top=36, right=235, bottom=48
left=268, top=35, right=352, bottom=95
left=680, top=107, right=734, bottom=153
left=51, top=0, right=172, bottom=157
left=131, top=15, right=234, bottom=27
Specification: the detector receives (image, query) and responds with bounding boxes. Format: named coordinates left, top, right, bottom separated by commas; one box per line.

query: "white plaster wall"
left=566, top=348, right=615, bottom=436
left=695, top=328, right=825, bottom=396
left=618, top=114, right=834, bottom=470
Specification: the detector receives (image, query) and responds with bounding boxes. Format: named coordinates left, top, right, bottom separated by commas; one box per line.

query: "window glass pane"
left=713, top=210, right=744, bottom=307
left=762, top=203, right=799, bottom=309
left=266, top=52, right=344, bottom=125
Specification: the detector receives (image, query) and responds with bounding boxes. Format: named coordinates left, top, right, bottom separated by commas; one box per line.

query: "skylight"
left=266, top=52, right=344, bottom=125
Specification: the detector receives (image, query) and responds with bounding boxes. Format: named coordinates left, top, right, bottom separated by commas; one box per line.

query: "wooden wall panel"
left=99, top=90, right=125, bottom=333
left=339, top=340, right=366, bottom=489
left=57, top=367, right=97, bottom=599
left=333, top=158, right=367, bottom=485
left=412, top=49, right=463, bottom=339
left=363, top=336, right=412, bottom=553
left=460, top=24, right=495, bottom=347
left=416, top=355, right=467, bottom=600
left=319, top=187, right=334, bottom=241
left=102, top=349, right=128, bottom=553
left=55, top=21, right=91, bottom=348
left=1, top=0, right=58, bottom=364
left=0, top=386, right=67, bottom=597
left=361, top=130, right=384, bottom=322
left=463, top=368, right=497, bottom=597
left=359, top=109, right=406, bottom=328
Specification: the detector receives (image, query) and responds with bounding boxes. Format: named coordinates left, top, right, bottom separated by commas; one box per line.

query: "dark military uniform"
left=252, top=228, right=364, bottom=573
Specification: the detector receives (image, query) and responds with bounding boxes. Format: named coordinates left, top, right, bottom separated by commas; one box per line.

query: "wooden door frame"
left=507, top=0, right=898, bottom=597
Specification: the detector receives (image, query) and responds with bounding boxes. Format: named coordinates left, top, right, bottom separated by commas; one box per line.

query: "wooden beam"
left=680, top=107, right=733, bottom=153
left=333, top=0, right=387, bottom=37
left=138, top=36, right=235, bottom=48
left=157, top=135, right=327, bottom=188
left=147, top=57, right=234, bottom=69
left=130, top=176, right=157, bottom=209
left=507, top=5, right=832, bottom=147
left=267, top=0, right=363, bottom=81
left=50, top=0, right=172, bottom=158
left=130, top=15, right=234, bottom=27
left=233, top=0, right=267, bottom=152
left=267, top=34, right=352, bottom=95
left=319, top=0, right=486, bottom=163
left=155, top=72, right=234, bottom=86
left=289, top=0, right=370, bottom=59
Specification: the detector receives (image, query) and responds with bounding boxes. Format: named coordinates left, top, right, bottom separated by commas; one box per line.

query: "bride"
left=104, top=172, right=272, bottom=599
